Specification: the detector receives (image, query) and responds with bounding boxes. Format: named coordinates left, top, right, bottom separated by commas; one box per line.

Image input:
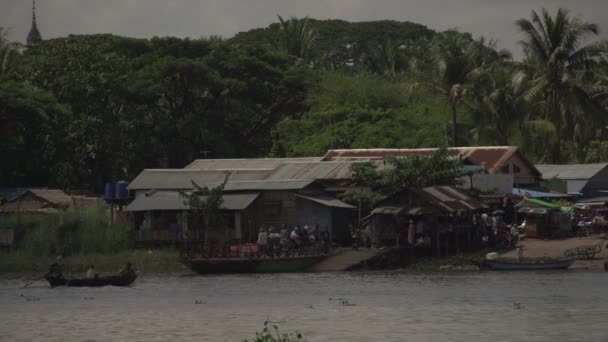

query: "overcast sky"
left=2, top=0, right=608, bottom=59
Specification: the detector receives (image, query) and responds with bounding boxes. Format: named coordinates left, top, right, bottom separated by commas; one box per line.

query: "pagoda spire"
left=26, top=0, right=42, bottom=47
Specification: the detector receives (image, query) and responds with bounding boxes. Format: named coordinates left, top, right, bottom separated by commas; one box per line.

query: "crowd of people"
left=256, top=224, right=330, bottom=257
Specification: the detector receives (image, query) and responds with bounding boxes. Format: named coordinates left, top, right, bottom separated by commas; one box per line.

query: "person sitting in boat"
left=86, top=265, right=96, bottom=279
left=257, top=228, right=269, bottom=257
left=120, top=262, right=134, bottom=276
left=46, top=254, right=66, bottom=281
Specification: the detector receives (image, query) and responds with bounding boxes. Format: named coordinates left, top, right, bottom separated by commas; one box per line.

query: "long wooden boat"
left=180, top=255, right=327, bottom=274
left=484, top=258, right=575, bottom=271
left=45, top=271, right=138, bottom=287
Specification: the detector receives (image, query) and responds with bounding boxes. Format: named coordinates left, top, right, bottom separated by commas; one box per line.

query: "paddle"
left=21, top=275, right=45, bottom=289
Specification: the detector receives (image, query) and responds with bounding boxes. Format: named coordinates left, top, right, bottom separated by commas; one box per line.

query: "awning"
left=371, top=206, right=404, bottom=215
left=512, top=188, right=571, bottom=198
left=125, top=191, right=259, bottom=211
left=515, top=198, right=561, bottom=209
left=295, top=195, right=355, bottom=209
left=518, top=207, right=549, bottom=215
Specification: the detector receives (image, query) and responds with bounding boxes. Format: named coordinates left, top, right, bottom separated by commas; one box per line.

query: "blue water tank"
left=115, top=180, right=129, bottom=199
left=104, top=182, right=115, bottom=199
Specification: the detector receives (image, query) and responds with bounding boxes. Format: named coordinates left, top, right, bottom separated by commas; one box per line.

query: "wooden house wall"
left=240, top=190, right=297, bottom=242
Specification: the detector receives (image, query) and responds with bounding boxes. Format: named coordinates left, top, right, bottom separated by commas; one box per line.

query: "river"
left=1, top=271, right=607, bottom=341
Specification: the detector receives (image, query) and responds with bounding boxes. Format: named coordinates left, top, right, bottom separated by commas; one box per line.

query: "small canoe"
left=181, top=255, right=327, bottom=274
left=45, top=271, right=138, bottom=287
left=484, top=258, right=575, bottom=271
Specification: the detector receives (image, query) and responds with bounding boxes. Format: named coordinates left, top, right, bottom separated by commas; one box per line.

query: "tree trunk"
left=451, top=102, right=458, bottom=146
left=551, top=89, right=562, bottom=163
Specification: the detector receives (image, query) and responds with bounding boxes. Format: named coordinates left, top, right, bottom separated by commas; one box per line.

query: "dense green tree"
left=0, top=78, right=70, bottom=187
left=270, top=72, right=447, bottom=157
left=349, top=147, right=466, bottom=195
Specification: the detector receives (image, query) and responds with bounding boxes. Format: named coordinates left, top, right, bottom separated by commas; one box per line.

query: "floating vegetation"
left=244, top=321, right=304, bottom=342
left=20, top=294, right=39, bottom=302
left=329, top=297, right=356, bottom=306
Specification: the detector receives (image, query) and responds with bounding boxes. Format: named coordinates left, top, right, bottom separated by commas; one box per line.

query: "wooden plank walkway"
left=311, top=248, right=379, bottom=272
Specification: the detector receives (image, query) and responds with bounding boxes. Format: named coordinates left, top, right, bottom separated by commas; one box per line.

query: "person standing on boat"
left=408, top=219, right=416, bottom=246
left=268, top=227, right=281, bottom=257
left=86, top=265, right=96, bottom=279
left=257, top=228, right=269, bottom=258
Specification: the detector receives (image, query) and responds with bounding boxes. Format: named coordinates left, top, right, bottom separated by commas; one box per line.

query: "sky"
left=2, top=0, right=608, bottom=59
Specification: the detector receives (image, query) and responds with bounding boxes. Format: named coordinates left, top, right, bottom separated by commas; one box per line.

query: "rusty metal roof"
left=322, top=146, right=537, bottom=175
left=414, top=186, right=489, bottom=212
left=184, top=157, right=323, bottom=170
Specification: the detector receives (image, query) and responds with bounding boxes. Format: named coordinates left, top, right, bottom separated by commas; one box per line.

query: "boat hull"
left=45, top=272, right=138, bottom=287
left=182, top=255, right=327, bottom=274
left=484, top=259, right=575, bottom=271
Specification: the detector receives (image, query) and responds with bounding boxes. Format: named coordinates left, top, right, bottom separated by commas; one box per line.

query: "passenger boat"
left=45, top=271, right=138, bottom=287
left=484, top=258, right=575, bottom=271
left=181, top=255, right=328, bottom=274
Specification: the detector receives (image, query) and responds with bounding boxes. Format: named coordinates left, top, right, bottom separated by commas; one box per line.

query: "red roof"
left=322, top=146, right=539, bottom=175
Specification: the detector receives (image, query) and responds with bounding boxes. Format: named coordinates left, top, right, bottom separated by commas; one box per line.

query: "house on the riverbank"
left=125, top=168, right=356, bottom=245
left=536, top=163, right=608, bottom=199
left=368, top=185, right=488, bottom=255
left=322, top=146, right=540, bottom=193
left=124, top=146, right=541, bottom=246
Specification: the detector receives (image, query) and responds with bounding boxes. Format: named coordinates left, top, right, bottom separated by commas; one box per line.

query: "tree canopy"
left=2, top=9, right=608, bottom=192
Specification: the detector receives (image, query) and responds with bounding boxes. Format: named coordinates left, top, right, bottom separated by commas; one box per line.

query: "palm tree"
left=516, top=8, right=608, bottom=162
left=276, top=15, right=317, bottom=62
left=425, top=32, right=510, bottom=146
left=471, top=66, right=529, bottom=145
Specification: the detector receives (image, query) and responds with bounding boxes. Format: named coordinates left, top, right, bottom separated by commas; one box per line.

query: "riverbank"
left=500, top=236, right=608, bottom=271
left=0, top=249, right=185, bottom=274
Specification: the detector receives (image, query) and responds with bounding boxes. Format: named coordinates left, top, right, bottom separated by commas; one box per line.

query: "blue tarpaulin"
left=511, top=188, right=571, bottom=198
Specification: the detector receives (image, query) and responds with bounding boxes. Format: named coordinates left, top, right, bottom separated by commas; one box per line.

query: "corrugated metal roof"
left=224, top=180, right=314, bottom=191
left=125, top=191, right=259, bottom=211
left=185, top=157, right=323, bottom=170
left=128, top=169, right=270, bottom=190
left=266, top=162, right=364, bottom=180
left=415, top=186, right=489, bottom=212
left=536, top=163, right=608, bottom=180
left=296, top=195, right=356, bottom=208
left=128, top=170, right=227, bottom=190
left=29, top=190, right=73, bottom=207
left=322, top=146, right=537, bottom=175
left=371, top=206, right=404, bottom=215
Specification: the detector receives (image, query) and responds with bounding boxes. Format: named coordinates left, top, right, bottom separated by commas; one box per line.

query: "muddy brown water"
left=1, top=271, right=607, bottom=341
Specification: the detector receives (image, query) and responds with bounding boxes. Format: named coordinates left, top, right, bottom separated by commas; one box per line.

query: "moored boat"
left=45, top=271, right=138, bottom=287
left=484, top=258, right=575, bottom=271
left=181, top=255, right=328, bottom=274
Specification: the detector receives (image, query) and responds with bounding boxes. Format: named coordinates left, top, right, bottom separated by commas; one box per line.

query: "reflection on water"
left=1, top=271, right=607, bottom=342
